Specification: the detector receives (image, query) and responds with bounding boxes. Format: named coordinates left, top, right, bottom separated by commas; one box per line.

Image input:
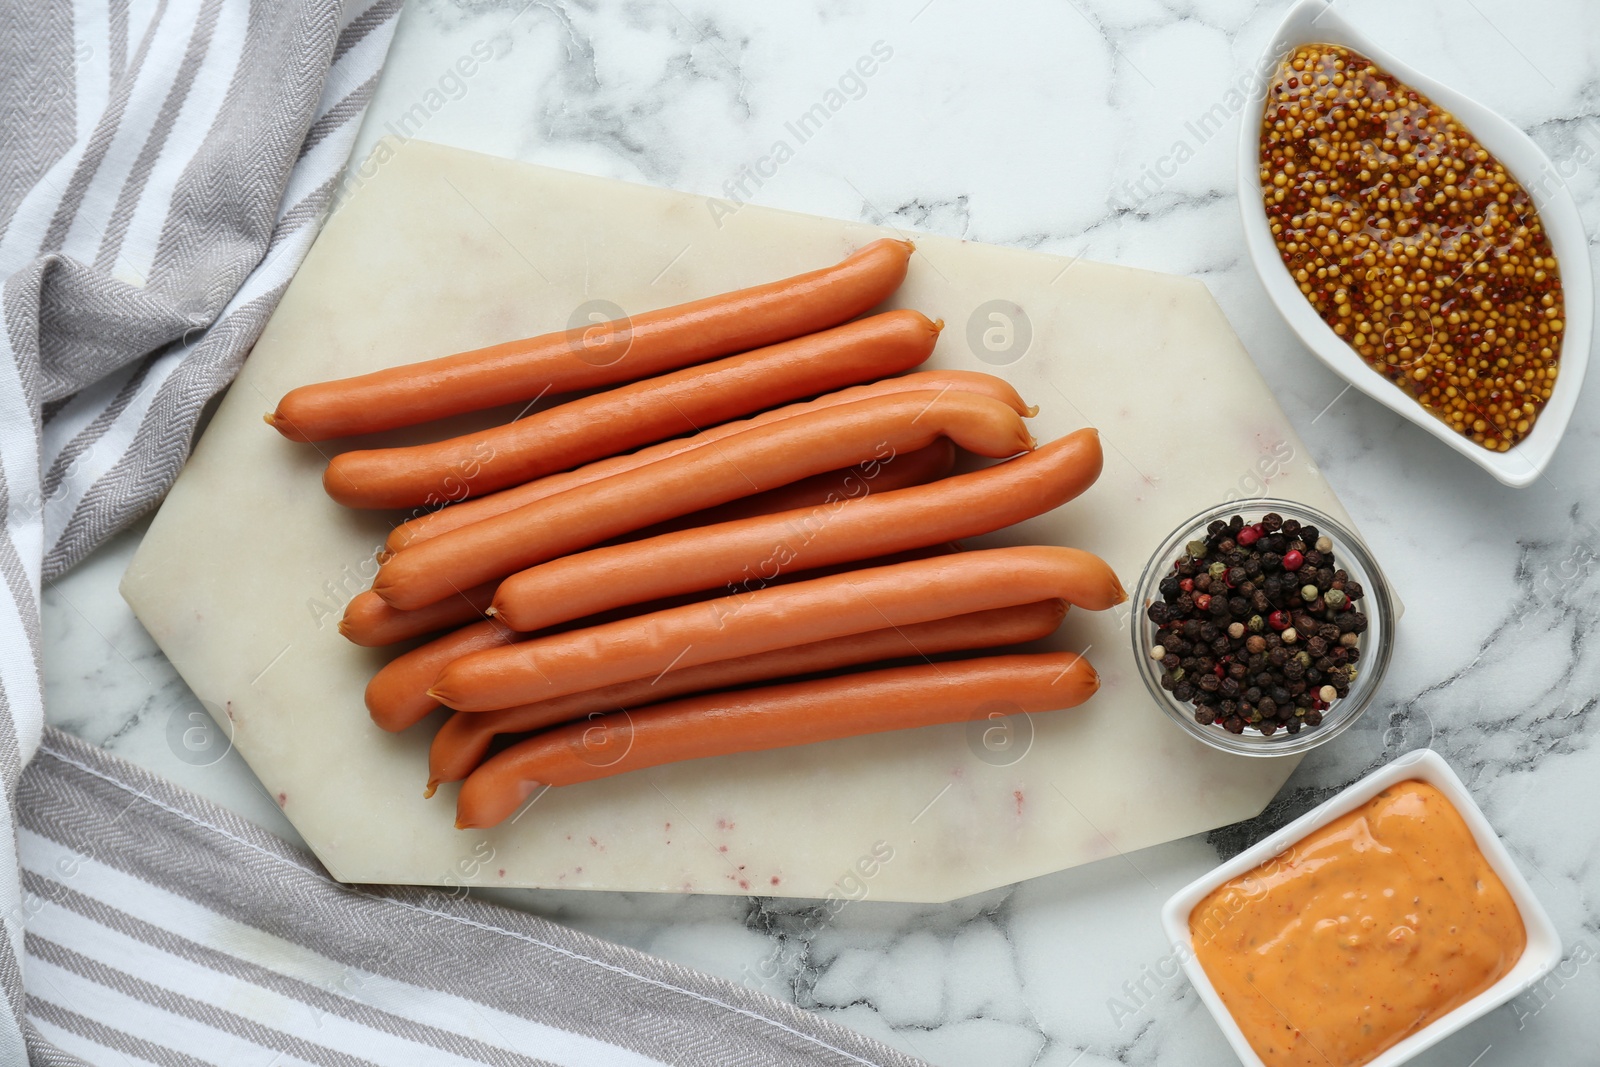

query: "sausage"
left=371, top=545, right=961, bottom=730
left=426, top=600, right=1067, bottom=790
left=344, top=444, right=958, bottom=646
left=491, top=429, right=1102, bottom=631
left=374, top=391, right=1036, bottom=610
left=382, top=370, right=1031, bottom=555
left=266, top=238, right=913, bottom=441
left=625, top=438, right=957, bottom=541
left=454, top=651, right=1099, bottom=827
left=323, top=310, right=941, bottom=508
left=366, top=618, right=521, bottom=732
left=338, top=583, right=497, bottom=647
left=429, top=545, right=1124, bottom=711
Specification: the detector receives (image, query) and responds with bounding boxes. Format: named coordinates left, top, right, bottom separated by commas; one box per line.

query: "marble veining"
left=41, top=0, right=1600, bottom=1064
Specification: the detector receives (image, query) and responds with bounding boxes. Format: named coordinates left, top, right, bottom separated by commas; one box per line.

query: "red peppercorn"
left=1236, top=525, right=1262, bottom=547
left=1179, top=578, right=1194, bottom=593
left=1268, top=610, right=1290, bottom=631
left=1193, top=593, right=1212, bottom=611
left=1214, top=663, right=1226, bottom=678
left=1282, top=549, right=1305, bottom=571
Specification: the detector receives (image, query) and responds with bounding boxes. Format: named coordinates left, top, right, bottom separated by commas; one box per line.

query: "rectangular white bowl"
left=1160, top=748, right=1562, bottom=1067
left=1238, top=0, right=1592, bottom=487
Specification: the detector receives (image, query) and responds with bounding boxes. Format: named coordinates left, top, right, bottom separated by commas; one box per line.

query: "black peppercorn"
left=1150, top=510, right=1358, bottom=742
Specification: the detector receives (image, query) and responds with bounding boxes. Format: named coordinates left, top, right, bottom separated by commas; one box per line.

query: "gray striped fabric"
left=0, top=0, right=400, bottom=1056
left=19, top=728, right=930, bottom=1067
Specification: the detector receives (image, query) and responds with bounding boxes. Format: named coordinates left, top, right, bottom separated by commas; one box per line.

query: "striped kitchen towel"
left=19, top=727, right=929, bottom=1067
left=1, top=0, right=401, bottom=1059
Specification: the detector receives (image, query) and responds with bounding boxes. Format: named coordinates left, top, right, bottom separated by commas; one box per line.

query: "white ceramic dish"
left=1160, top=748, right=1562, bottom=1067
left=1238, top=0, right=1592, bottom=488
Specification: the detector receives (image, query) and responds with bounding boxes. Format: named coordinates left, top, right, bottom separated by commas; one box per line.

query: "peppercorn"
left=1261, top=513, right=1284, bottom=533
left=1150, top=511, right=1362, bottom=741
left=1344, top=581, right=1364, bottom=602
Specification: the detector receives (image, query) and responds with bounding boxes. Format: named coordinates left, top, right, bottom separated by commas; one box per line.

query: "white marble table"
left=43, top=0, right=1600, bottom=1063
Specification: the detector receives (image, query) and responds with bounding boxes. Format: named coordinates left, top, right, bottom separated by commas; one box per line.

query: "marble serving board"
left=122, top=137, right=1359, bottom=902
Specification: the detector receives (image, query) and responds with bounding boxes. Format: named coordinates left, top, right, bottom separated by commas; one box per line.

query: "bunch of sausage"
left=267, top=239, right=1124, bottom=828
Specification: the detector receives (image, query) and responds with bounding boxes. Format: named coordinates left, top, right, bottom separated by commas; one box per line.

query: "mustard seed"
left=1261, top=44, right=1563, bottom=451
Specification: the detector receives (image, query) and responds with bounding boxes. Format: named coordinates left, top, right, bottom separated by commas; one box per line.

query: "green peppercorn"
left=1248, top=614, right=1265, bottom=633
left=1186, top=539, right=1209, bottom=558
left=1324, top=588, right=1347, bottom=609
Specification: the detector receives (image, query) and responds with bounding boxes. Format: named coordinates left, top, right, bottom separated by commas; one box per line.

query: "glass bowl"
left=1130, top=498, right=1395, bottom=757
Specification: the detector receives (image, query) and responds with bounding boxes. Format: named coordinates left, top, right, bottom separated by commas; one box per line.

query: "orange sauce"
left=1189, top=780, right=1525, bottom=1067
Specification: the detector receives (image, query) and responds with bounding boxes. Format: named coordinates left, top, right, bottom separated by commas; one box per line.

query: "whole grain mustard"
left=1261, top=44, right=1563, bottom=451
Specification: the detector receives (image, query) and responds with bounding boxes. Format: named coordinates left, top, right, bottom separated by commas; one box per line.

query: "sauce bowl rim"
left=1159, top=748, right=1564, bottom=1067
